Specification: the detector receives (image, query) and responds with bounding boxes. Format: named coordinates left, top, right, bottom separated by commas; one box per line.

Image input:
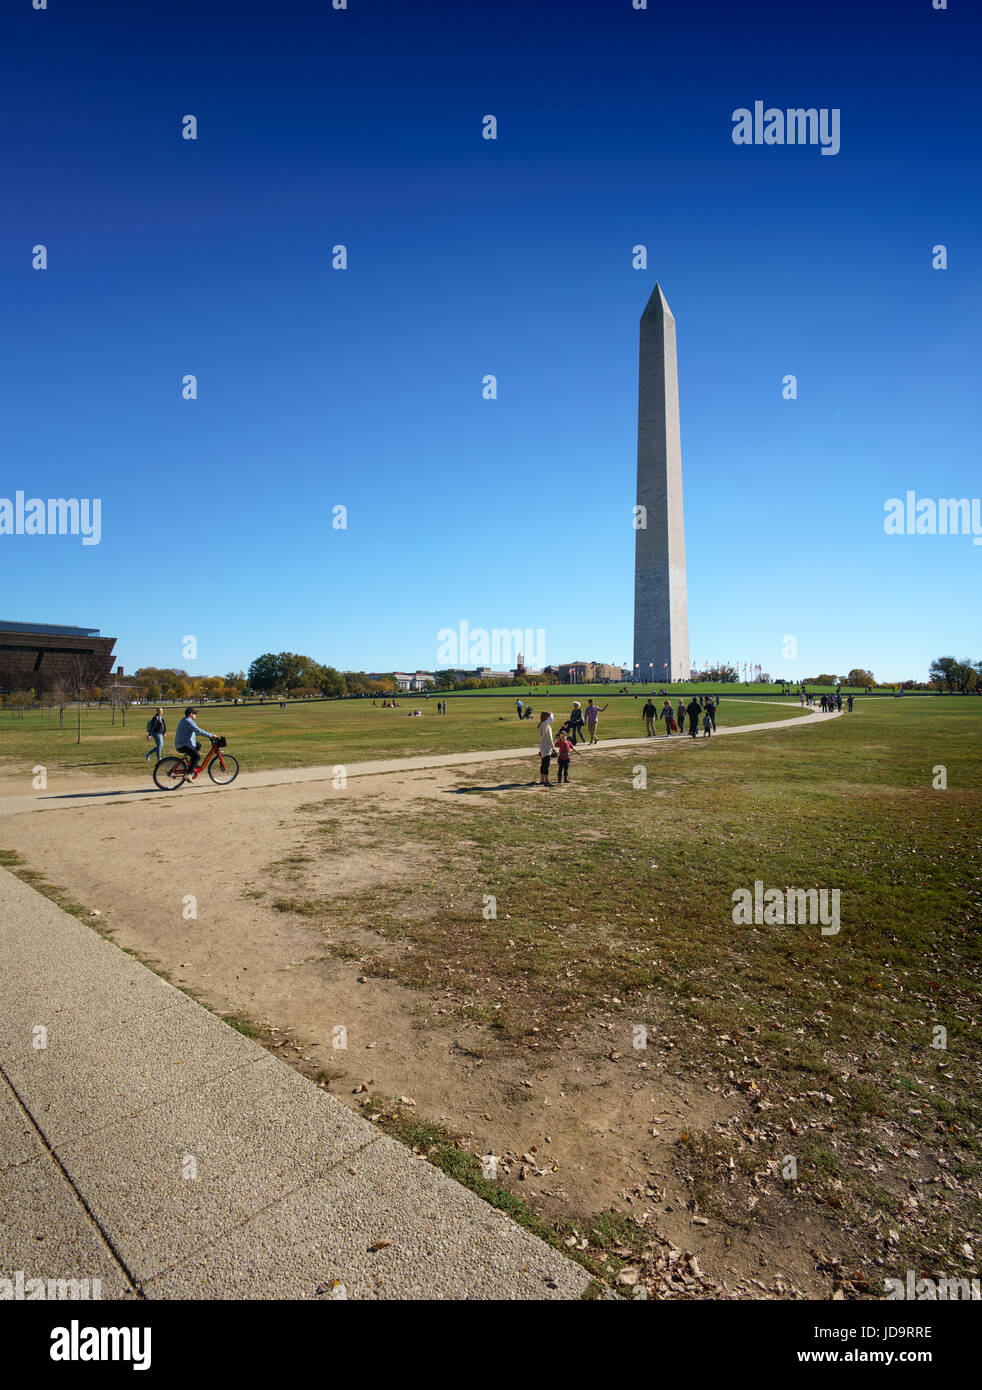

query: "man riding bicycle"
left=174, top=707, right=217, bottom=777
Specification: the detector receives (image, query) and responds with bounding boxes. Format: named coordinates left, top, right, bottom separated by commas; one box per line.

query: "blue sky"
left=2, top=0, right=979, bottom=682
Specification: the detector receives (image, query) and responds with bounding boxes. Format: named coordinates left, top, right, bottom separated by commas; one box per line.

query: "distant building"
left=558, top=661, right=622, bottom=684
left=391, top=671, right=435, bottom=692
left=447, top=668, right=514, bottom=685
left=0, top=620, right=116, bottom=693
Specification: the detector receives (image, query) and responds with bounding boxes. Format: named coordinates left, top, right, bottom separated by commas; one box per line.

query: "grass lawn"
left=267, top=696, right=981, bottom=1284
left=0, top=689, right=812, bottom=781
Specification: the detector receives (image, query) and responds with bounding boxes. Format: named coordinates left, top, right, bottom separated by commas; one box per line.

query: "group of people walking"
left=641, top=694, right=717, bottom=738
left=819, top=692, right=849, bottom=712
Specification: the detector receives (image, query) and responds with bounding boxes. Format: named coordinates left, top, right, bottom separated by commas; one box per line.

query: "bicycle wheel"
left=153, top=757, right=188, bottom=790
left=208, top=753, right=239, bottom=785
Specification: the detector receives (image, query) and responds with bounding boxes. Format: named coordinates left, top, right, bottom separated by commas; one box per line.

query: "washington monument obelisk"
left=633, top=283, right=690, bottom=683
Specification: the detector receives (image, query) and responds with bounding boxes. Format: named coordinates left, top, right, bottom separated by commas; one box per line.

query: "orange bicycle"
left=152, top=736, right=239, bottom=791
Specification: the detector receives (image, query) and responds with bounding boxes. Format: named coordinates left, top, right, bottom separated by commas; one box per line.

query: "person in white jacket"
left=537, top=711, right=556, bottom=786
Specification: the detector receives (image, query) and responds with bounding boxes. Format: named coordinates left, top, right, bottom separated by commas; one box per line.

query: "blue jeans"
left=148, top=734, right=163, bottom=760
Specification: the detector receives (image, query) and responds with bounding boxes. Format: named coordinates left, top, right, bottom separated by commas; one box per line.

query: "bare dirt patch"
left=0, top=757, right=854, bottom=1298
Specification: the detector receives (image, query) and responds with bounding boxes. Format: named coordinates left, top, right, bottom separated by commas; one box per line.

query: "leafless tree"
left=105, top=683, right=129, bottom=727
left=62, top=660, right=93, bottom=745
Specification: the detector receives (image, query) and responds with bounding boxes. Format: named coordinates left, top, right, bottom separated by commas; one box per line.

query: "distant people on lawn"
left=847, top=695, right=854, bottom=712
left=660, top=699, right=674, bottom=735
left=537, top=711, right=556, bottom=785
left=145, top=707, right=166, bottom=763
left=555, top=727, right=580, bottom=783
left=516, top=697, right=524, bottom=719
left=643, top=698, right=657, bottom=736
left=686, top=696, right=702, bottom=739
left=703, top=707, right=713, bottom=738
left=568, top=701, right=586, bottom=743
left=585, top=698, right=608, bottom=744
left=676, top=698, right=686, bottom=735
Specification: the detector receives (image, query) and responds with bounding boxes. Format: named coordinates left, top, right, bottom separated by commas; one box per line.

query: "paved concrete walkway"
left=0, top=701, right=838, bottom=817
left=0, top=866, right=591, bottom=1299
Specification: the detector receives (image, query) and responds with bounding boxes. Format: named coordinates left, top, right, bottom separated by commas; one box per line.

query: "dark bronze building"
left=0, top=621, right=117, bottom=694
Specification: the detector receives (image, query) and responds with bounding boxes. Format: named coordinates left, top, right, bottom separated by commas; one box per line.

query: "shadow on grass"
left=445, top=782, right=540, bottom=793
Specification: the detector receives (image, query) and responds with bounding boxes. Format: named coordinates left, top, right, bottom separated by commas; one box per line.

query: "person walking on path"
left=145, top=707, right=166, bottom=763
left=702, top=707, right=713, bottom=738
left=642, top=698, right=657, bottom=736
left=584, top=698, right=608, bottom=744
left=660, top=699, right=674, bottom=736
left=516, top=697, right=524, bottom=720
left=537, top=711, right=556, bottom=786
left=706, top=695, right=717, bottom=732
left=555, top=728, right=580, bottom=783
left=676, top=698, right=686, bottom=735
left=847, top=694, right=854, bottom=712
left=568, top=701, right=586, bottom=744
left=686, top=696, right=702, bottom=739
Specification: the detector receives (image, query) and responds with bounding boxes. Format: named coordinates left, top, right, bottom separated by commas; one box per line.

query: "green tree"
left=248, top=653, right=283, bottom=692
left=845, top=668, right=875, bottom=687
left=318, top=665, right=346, bottom=698
left=927, top=656, right=976, bottom=691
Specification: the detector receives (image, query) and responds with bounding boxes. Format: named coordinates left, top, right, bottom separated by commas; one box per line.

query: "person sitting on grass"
left=174, top=707, right=216, bottom=779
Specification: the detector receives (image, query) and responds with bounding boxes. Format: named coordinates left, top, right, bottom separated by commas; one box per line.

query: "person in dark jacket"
left=145, top=707, right=166, bottom=763
left=642, top=699, right=657, bottom=736
left=568, top=702, right=586, bottom=744
left=686, top=696, right=702, bottom=739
